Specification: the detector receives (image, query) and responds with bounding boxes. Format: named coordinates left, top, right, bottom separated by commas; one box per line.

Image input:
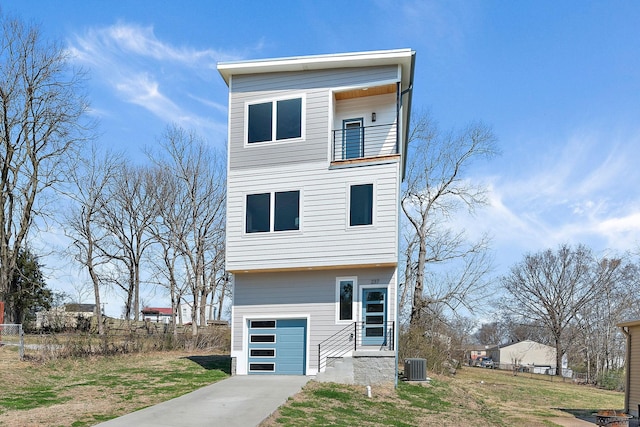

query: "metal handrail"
left=317, top=321, right=394, bottom=372
left=331, top=122, right=398, bottom=161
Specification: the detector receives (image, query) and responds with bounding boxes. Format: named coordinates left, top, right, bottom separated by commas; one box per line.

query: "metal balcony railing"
left=331, top=122, right=398, bottom=162
left=317, top=321, right=394, bottom=372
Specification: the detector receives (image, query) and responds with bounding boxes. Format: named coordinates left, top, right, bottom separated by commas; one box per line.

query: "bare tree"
left=147, top=125, right=226, bottom=336
left=401, top=112, right=498, bottom=327
left=146, top=166, right=189, bottom=337
left=0, top=14, right=90, bottom=321
left=99, top=164, right=158, bottom=321
left=474, top=321, right=507, bottom=346
left=501, top=244, right=610, bottom=376
left=64, top=146, right=122, bottom=334
left=573, top=257, right=638, bottom=384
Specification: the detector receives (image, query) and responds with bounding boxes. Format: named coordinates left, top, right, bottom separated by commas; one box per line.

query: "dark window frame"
left=336, top=277, right=356, bottom=322
left=349, top=183, right=374, bottom=227
left=250, top=349, right=276, bottom=358
left=274, top=190, right=300, bottom=231
left=250, top=334, right=276, bottom=343
left=246, top=193, right=271, bottom=233
left=249, top=363, right=275, bottom=372
left=246, top=97, right=303, bottom=144
left=250, top=320, right=276, bottom=328
left=245, top=190, right=300, bottom=234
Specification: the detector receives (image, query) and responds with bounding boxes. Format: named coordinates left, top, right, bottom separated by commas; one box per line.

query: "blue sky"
left=6, top=1, right=640, bottom=315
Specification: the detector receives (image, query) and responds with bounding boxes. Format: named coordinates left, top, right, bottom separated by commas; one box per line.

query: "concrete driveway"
left=95, top=375, right=310, bottom=427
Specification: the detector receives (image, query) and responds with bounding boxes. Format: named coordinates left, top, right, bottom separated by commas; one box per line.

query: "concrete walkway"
left=95, top=375, right=311, bottom=427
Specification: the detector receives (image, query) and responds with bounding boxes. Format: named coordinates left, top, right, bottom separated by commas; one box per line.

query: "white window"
left=336, top=277, right=357, bottom=323
left=349, top=183, right=374, bottom=227
left=246, top=97, right=304, bottom=144
left=245, top=190, right=300, bottom=233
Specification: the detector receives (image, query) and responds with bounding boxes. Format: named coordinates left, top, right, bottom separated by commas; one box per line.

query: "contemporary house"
left=217, top=49, right=415, bottom=384
left=619, top=319, right=640, bottom=418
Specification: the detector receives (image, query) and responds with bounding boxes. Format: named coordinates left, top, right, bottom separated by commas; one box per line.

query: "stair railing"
left=317, top=321, right=394, bottom=372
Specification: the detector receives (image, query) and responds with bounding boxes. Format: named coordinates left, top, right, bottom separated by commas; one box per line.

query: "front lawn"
left=262, top=367, right=625, bottom=426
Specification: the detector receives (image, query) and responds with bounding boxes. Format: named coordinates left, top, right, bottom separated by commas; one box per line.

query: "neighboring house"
left=217, top=49, right=415, bottom=383
left=487, top=340, right=568, bottom=375
left=466, top=345, right=491, bottom=363
left=618, top=319, right=640, bottom=418
left=141, top=305, right=193, bottom=325
left=36, top=303, right=96, bottom=330
left=141, top=307, right=173, bottom=324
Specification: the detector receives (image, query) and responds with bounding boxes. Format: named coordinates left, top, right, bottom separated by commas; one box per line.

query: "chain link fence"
left=0, top=324, right=24, bottom=359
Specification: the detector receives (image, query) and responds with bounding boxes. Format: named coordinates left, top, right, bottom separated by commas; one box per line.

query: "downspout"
left=621, top=326, right=631, bottom=414
left=400, top=52, right=415, bottom=181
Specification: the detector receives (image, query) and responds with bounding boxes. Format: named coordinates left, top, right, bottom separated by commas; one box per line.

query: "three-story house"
left=217, top=49, right=415, bottom=384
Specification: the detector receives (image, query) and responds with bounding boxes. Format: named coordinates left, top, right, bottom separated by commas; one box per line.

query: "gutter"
left=400, top=51, right=416, bottom=181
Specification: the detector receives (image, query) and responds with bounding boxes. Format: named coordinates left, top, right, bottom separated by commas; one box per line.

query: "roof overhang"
left=617, top=319, right=640, bottom=328
left=217, top=49, right=416, bottom=177
left=217, top=48, right=414, bottom=87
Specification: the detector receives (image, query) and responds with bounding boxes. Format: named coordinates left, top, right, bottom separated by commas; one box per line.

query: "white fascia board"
left=217, top=48, right=415, bottom=87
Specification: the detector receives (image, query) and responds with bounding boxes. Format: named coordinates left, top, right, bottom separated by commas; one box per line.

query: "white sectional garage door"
left=248, top=319, right=306, bottom=375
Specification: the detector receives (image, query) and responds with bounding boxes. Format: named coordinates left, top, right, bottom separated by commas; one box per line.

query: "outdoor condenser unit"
left=404, top=358, right=427, bottom=381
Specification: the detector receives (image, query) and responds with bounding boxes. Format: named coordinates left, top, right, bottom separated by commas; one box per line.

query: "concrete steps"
left=316, top=356, right=354, bottom=384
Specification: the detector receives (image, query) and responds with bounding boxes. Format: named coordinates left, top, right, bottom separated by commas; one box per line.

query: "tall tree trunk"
left=410, top=232, right=427, bottom=327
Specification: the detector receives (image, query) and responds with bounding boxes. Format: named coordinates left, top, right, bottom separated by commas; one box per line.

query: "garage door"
left=248, top=319, right=306, bottom=375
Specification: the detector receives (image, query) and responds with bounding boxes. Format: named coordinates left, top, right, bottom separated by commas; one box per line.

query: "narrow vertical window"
left=276, top=98, right=302, bottom=140
left=339, top=280, right=354, bottom=321
left=246, top=193, right=270, bottom=233
left=248, top=102, right=272, bottom=143
left=274, top=191, right=300, bottom=231
left=350, top=184, right=373, bottom=226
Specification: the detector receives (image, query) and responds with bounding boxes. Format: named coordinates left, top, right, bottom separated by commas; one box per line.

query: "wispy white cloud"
left=462, top=128, right=640, bottom=265
left=67, top=22, right=240, bottom=137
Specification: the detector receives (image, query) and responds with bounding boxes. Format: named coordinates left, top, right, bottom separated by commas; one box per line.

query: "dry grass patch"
left=262, top=368, right=625, bottom=427
left=0, top=346, right=230, bottom=427
left=262, top=375, right=501, bottom=427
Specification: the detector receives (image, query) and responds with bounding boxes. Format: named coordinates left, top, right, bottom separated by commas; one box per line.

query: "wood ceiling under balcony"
left=334, top=83, right=396, bottom=100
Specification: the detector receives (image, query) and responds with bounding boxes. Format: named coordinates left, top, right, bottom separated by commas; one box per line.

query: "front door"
left=361, top=288, right=387, bottom=346
left=343, top=118, right=363, bottom=159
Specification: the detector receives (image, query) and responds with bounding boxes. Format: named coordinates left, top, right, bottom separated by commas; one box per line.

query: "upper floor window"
left=246, top=190, right=300, bottom=233
left=350, top=184, right=373, bottom=226
left=247, top=97, right=303, bottom=144
left=246, top=193, right=271, bottom=233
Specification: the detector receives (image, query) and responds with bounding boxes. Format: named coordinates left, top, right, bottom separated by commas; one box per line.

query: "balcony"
left=331, top=122, right=398, bottom=162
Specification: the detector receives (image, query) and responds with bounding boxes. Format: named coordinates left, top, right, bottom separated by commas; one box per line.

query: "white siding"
left=496, top=340, right=556, bottom=367
left=231, top=267, right=397, bottom=373
left=334, top=93, right=397, bottom=157
left=226, top=160, right=399, bottom=272
left=228, top=66, right=399, bottom=170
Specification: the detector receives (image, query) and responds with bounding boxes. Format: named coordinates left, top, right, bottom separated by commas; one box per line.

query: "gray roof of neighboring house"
left=64, top=303, right=96, bottom=313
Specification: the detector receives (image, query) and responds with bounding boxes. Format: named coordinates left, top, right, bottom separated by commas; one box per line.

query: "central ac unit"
left=404, top=358, right=427, bottom=381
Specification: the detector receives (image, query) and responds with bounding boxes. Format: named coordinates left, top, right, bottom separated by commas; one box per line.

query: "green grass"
left=272, top=381, right=455, bottom=427
left=0, top=351, right=230, bottom=426
left=0, top=385, right=72, bottom=410
left=265, top=368, right=625, bottom=427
